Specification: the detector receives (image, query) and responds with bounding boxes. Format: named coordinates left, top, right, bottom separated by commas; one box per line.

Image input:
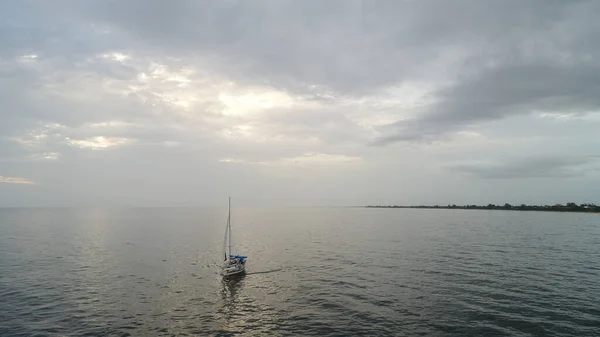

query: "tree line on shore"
left=366, top=202, right=600, bottom=213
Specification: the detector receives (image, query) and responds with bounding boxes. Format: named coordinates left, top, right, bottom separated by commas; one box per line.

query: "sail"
left=228, top=197, right=236, bottom=257
left=223, top=197, right=237, bottom=261
left=228, top=224, right=236, bottom=258
left=222, top=218, right=228, bottom=261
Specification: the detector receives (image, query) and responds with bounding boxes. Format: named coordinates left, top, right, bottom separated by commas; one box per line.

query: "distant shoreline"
left=364, top=203, right=600, bottom=213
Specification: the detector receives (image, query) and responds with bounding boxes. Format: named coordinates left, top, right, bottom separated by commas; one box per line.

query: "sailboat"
left=221, top=197, right=247, bottom=277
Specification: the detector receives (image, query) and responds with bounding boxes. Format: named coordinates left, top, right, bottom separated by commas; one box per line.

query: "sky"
left=1, top=0, right=600, bottom=207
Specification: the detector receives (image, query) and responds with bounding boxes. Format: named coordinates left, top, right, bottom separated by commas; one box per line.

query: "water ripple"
left=1, top=208, right=599, bottom=336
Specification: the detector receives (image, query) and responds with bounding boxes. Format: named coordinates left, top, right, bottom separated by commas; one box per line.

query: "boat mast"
left=228, top=197, right=232, bottom=259
left=223, top=198, right=229, bottom=261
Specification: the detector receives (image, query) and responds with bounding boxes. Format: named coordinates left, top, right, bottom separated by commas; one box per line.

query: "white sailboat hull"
left=221, top=263, right=245, bottom=276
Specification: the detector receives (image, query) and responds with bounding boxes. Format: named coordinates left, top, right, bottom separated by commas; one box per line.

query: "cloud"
left=537, top=111, right=600, bottom=122
left=54, top=0, right=599, bottom=146
left=66, top=136, right=132, bottom=150
left=27, top=152, right=61, bottom=161
left=217, top=152, right=363, bottom=185
left=9, top=123, right=66, bottom=148
left=0, top=176, right=35, bottom=185
left=374, top=62, right=600, bottom=144
left=9, top=123, right=134, bottom=155
left=262, top=152, right=361, bottom=166
left=1, top=0, right=600, bottom=206
left=447, top=155, right=600, bottom=179
left=220, top=152, right=360, bottom=166
left=219, top=158, right=244, bottom=164
left=99, top=52, right=130, bottom=63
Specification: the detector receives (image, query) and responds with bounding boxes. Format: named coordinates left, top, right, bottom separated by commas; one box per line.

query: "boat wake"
left=245, top=268, right=283, bottom=275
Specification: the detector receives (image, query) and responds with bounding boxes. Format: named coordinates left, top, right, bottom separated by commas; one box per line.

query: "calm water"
left=1, top=207, right=599, bottom=336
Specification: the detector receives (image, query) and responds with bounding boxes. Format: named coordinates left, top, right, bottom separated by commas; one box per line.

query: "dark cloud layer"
left=374, top=62, right=600, bottom=144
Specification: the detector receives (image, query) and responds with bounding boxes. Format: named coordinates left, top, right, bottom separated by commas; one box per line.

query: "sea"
left=1, top=207, right=599, bottom=336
